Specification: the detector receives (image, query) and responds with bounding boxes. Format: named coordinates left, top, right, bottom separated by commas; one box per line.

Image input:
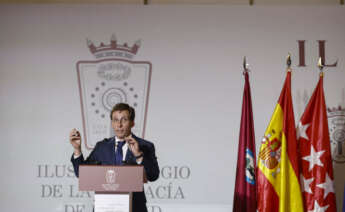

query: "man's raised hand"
left=69, top=128, right=82, bottom=156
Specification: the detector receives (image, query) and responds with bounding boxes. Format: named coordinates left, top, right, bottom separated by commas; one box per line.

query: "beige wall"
left=0, top=5, right=344, bottom=212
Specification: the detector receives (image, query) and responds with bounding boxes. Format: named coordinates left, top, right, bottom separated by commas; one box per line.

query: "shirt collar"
left=114, top=137, right=128, bottom=147
left=114, top=136, right=122, bottom=142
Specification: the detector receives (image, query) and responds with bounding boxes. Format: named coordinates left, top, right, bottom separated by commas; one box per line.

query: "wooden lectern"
left=78, top=165, right=146, bottom=212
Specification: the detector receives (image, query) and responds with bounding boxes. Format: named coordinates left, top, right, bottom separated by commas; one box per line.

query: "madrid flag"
left=233, top=71, right=257, bottom=212
left=257, top=71, right=304, bottom=212
left=297, top=74, right=336, bottom=212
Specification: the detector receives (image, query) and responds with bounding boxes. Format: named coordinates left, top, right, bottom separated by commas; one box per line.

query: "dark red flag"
left=233, top=71, right=257, bottom=212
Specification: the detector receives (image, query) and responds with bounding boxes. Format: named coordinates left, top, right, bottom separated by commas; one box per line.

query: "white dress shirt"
left=115, top=136, right=143, bottom=164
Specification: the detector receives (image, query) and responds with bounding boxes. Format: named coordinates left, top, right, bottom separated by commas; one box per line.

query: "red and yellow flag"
left=257, top=71, right=304, bottom=212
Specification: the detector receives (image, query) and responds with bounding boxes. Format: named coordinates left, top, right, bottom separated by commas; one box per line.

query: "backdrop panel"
left=0, top=5, right=344, bottom=212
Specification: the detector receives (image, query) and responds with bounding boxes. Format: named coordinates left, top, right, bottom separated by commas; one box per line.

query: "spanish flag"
left=257, top=71, right=304, bottom=212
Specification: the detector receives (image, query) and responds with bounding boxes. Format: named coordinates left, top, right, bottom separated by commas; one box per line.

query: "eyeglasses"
left=112, top=117, right=130, bottom=124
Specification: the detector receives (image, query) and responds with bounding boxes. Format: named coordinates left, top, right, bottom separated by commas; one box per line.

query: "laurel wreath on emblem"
left=98, top=62, right=131, bottom=81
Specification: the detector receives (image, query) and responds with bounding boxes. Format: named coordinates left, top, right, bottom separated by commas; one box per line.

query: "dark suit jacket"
left=71, top=134, right=159, bottom=212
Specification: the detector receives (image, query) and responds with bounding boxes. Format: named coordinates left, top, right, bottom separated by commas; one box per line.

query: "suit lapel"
left=106, top=137, right=116, bottom=165
left=125, top=148, right=134, bottom=163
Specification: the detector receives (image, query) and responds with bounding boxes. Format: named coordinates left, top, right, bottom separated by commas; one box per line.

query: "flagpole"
left=297, top=56, right=337, bottom=211
left=233, top=56, right=257, bottom=212
left=257, top=53, right=304, bottom=212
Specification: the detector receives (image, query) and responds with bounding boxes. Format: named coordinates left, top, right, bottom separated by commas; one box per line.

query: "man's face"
left=111, top=110, right=134, bottom=140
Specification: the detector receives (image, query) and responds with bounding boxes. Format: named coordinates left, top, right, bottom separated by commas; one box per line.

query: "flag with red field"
left=297, top=73, right=336, bottom=212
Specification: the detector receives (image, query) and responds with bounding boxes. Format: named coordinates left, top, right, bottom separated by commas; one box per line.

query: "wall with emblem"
left=0, top=5, right=344, bottom=212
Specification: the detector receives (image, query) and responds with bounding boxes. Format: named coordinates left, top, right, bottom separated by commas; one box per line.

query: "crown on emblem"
left=87, top=34, right=141, bottom=60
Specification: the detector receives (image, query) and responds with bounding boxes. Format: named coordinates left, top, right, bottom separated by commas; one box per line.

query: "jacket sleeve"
left=141, top=142, right=160, bottom=182
left=70, top=143, right=100, bottom=178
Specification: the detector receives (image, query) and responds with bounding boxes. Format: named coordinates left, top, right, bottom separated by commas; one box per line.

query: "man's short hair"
left=110, top=103, right=135, bottom=121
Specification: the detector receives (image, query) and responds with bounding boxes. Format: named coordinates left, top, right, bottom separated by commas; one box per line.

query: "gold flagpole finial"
left=318, top=57, right=324, bottom=76
left=243, top=56, right=249, bottom=74
left=318, top=57, right=324, bottom=70
left=286, top=53, right=292, bottom=72
left=243, top=56, right=247, bottom=70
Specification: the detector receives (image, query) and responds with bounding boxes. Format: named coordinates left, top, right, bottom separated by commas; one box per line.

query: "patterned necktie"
left=115, top=141, right=125, bottom=165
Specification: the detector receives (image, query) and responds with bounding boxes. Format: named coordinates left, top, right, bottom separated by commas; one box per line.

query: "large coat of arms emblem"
left=327, top=106, right=345, bottom=163
left=76, top=34, right=152, bottom=149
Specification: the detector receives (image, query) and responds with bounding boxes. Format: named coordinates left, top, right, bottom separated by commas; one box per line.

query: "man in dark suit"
left=69, top=103, right=159, bottom=212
